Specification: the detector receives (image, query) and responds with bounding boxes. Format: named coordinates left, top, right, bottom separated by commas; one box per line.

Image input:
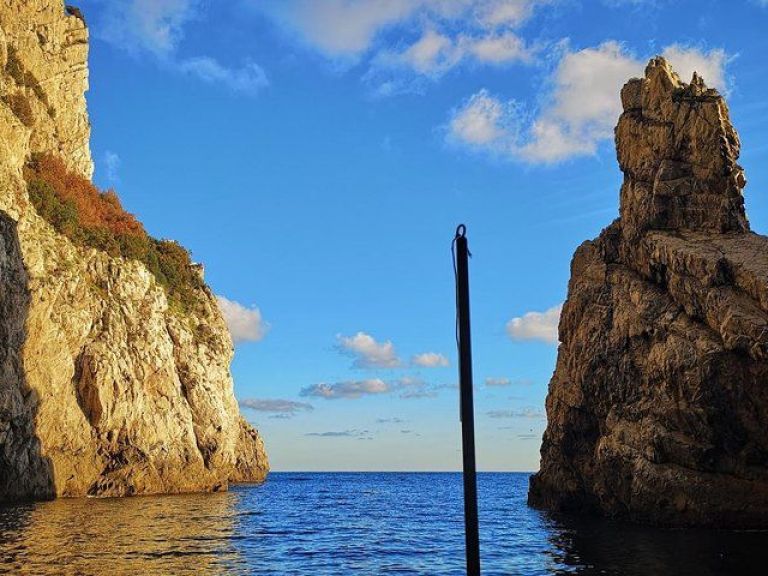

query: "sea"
left=0, top=472, right=765, bottom=575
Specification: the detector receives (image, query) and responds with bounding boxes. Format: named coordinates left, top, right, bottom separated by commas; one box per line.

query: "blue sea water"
left=0, top=472, right=765, bottom=575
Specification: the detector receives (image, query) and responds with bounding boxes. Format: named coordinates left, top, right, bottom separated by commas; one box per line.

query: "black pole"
left=454, top=224, right=480, bottom=576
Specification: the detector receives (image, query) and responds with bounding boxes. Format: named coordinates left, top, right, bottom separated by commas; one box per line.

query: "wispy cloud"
left=376, top=417, right=407, bottom=424
left=337, top=332, right=401, bottom=368
left=300, top=376, right=454, bottom=401
left=485, top=377, right=534, bottom=387
left=178, top=57, right=269, bottom=95
left=239, top=398, right=313, bottom=416
left=506, top=304, right=562, bottom=344
left=411, top=352, right=449, bottom=368
left=103, top=151, right=121, bottom=184
left=306, top=429, right=373, bottom=440
left=216, top=296, right=269, bottom=343
left=300, top=379, right=389, bottom=400
left=255, top=0, right=545, bottom=92
left=99, top=0, right=200, bottom=57
left=447, top=43, right=730, bottom=163
left=487, top=407, right=545, bottom=419
left=94, top=0, right=268, bottom=95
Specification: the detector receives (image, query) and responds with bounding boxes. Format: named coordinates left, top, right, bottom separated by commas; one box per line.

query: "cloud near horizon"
left=300, top=379, right=390, bottom=400
left=216, top=296, right=269, bottom=343
left=300, top=377, right=455, bottom=401
left=506, top=304, right=562, bottom=344
left=487, top=407, right=546, bottom=419
left=239, top=398, right=313, bottom=415
left=447, top=42, right=729, bottom=163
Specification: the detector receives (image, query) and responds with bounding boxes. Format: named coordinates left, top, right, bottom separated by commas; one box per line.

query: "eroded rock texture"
left=0, top=1, right=268, bottom=500
left=528, top=57, right=768, bottom=527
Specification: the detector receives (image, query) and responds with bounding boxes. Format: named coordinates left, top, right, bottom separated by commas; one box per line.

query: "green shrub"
left=25, top=154, right=204, bottom=314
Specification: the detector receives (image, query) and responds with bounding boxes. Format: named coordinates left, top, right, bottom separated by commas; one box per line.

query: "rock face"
left=0, top=1, right=268, bottom=500
left=528, top=57, right=768, bottom=527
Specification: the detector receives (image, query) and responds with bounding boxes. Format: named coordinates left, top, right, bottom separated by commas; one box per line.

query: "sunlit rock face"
left=0, top=1, right=268, bottom=500
left=529, top=57, right=768, bottom=527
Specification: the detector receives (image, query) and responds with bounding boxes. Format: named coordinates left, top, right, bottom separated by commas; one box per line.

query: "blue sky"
left=77, top=0, right=768, bottom=471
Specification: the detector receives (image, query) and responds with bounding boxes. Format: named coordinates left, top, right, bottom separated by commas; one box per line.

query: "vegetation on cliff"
left=24, top=153, right=203, bottom=313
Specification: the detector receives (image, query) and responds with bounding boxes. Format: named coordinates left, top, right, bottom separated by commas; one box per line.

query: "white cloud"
left=216, top=296, right=269, bottom=343
left=99, top=0, right=200, bottom=56
left=337, top=332, right=401, bottom=368
left=95, top=0, right=268, bottom=96
left=447, top=42, right=730, bottom=163
left=467, top=32, right=531, bottom=63
left=478, top=0, right=547, bottom=27
left=506, top=304, right=562, bottom=344
left=301, top=379, right=389, bottom=400
left=178, top=57, right=269, bottom=95
left=376, top=30, right=532, bottom=78
left=660, top=45, right=727, bottom=92
left=258, top=0, right=541, bottom=80
left=260, top=0, right=419, bottom=58
left=411, top=352, right=450, bottom=368
left=104, top=151, right=120, bottom=184
left=448, top=89, right=519, bottom=146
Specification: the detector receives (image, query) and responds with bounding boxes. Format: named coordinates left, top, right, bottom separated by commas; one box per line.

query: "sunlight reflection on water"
left=0, top=473, right=766, bottom=575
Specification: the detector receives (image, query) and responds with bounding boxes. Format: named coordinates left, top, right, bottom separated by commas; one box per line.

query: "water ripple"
left=0, top=473, right=767, bottom=574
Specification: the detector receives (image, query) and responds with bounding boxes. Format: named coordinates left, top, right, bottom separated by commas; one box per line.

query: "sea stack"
left=0, top=1, right=267, bottom=500
left=529, top=57, right=768, bottom=527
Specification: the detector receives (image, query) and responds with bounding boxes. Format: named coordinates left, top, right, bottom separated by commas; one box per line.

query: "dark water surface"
left=0, top=472, right=765, bottom=575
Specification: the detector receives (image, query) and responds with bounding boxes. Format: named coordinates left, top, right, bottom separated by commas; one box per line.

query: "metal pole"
left=454, top=224, right=480, bottom=576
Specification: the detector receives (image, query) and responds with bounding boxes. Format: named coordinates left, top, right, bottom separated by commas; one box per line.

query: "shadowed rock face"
left=0, top=1, right=267, bottom=500
left=528, top=57, right=768, bottom=527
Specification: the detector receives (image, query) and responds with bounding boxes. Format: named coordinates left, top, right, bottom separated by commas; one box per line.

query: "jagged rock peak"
left=616, top=57, right=748, bottom=237
left=529, top=57, right=768, bottom=527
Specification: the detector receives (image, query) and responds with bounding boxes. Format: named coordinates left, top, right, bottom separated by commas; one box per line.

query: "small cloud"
left=487, top=407, right=546, bottom=419
left=300, top=379, right=389, bottom=400
left=216, top=296, right=269, bottom=343
left=517, top=433, right=539, bottom=440
left=104, top=151, right=120, bottom=184
left=178, top=57, right=269, bottom=95
left=485, top=377, right=534, bottom=387
left=448, top=89, right=521, bottom=148
left=411, top=352, right=449, bottom=368
left=306, top=429, right=373, bottom=440
left=506, top=304, right=562, bottom=344
left=376, top=417, right=407, bottom=424
left=239, top=398, right=313, bottom=416
left=485, top=377, right=511, bottom=387
left=337, top=332, right=401, bottom=368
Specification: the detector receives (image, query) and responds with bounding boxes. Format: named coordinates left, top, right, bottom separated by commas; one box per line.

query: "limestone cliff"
left=529, top=58, right=768, bottom=527
left=0, top=1, right=268, bottom=500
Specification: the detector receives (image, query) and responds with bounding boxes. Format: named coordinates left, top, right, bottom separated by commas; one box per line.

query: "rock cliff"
left=0, top=1, right=268, bottom=500
left=529, top=57, right=768, bottom=527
